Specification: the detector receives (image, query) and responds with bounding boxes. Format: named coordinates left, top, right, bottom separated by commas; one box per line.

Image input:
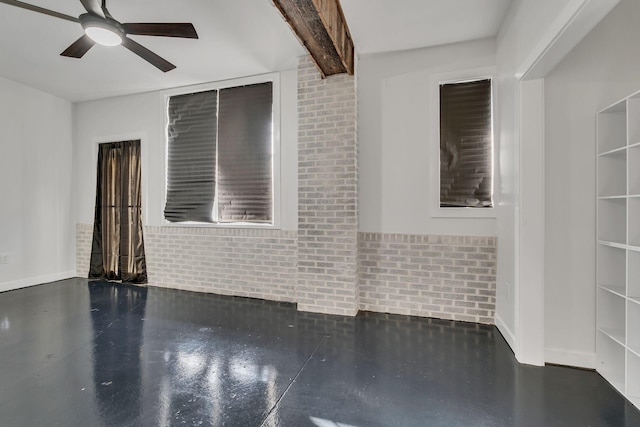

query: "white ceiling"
left=341, top=0, right=511, bottom=54
left=0, top=0, right=511, bottom=102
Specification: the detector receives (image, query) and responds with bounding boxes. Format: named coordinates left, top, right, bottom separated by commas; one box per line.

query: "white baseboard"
left=545, top=347, right=595, bottom=370
left=0, top=271, right=76, bottom=293
left=494, top=312, right=516, bottom=354
left=494, top=314, right=595, bottom=369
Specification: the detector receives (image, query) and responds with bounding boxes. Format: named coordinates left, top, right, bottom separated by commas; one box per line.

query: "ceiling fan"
left=0, top=0, right=198, bottom=72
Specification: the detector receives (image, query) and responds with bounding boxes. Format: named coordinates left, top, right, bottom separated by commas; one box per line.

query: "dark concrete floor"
left=0, top=279, right=639, bottom=426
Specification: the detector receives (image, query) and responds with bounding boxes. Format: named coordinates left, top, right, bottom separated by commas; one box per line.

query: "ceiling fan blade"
left=121, top=37, right=176, bottom=72
left=0, top=0, right=78, bottom=23
left=79, top=0, right=104, bottom=18
left=122, top=23, right=198, bottom=39
left=60, top=35, right=95, bottom=58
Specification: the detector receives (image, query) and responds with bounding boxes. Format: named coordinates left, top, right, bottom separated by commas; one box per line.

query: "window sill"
left=430, top=206, right=496, bottom=219
left=162, top=221, right=278, bottom=230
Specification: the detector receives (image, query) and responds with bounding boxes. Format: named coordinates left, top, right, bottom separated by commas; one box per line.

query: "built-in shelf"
left=596, top=92, right=640, bottom=409
left=629, top=198, right=640, bottom=247
left=598, top=149, right=626, bottom=197
left=629, top=146, right=640, bottom=195
left=597, top=199, right=626, bottom=244
left=598, top=288, right=626, bottom=344
left=628, top=302, right=640, bottom=352
left=629, top=251, right=640, bottom=298
left=599, top=327, right=626, bottom=346
left=597, top=100, right=626, bottom=153
left=628, top=351, right=640, bottom=401
left=598, top=195, right=627, bottom=200
left=628, top=96, right=640, bottom=145
left=597, top=331, right=625, bottom=393
left=599, top=284, right=626, bottom=298
left=598, top=240, right=628, bottom=250
left=599, top=146, right=628, bottom=156
left=598, top=245, right=625, bottom=294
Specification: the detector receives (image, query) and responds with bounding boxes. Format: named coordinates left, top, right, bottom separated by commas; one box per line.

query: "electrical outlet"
left=0, top=254, right=8, bottom=264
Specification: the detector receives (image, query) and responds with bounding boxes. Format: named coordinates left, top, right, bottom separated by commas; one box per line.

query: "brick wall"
left=76, top=223, right=93, bottom=278
left=143, top=227, right=297, bottom=301
left=296, top=56, right=358, bottom=316
left=76, top=225, right=297, bottom=302
left=358, top=233, right=496, bottom=324
left=74, top=57, right=498, bottom=324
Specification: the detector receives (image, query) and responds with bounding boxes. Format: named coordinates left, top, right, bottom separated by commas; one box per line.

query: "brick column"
left=296, top=57, right=358, bottom=316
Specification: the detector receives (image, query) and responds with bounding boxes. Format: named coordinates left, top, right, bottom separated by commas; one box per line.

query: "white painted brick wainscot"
left=358, top=233, right=496, bottom=324
left=77, top=225, right=496, bottom=324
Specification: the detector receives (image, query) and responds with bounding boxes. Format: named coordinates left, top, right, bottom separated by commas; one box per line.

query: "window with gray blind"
left=164, top=81, right=273, bottom=223
left=439, top=78, right=493, bottom=208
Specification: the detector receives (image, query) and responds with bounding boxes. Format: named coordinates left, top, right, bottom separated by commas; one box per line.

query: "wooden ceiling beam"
left=272, top=0, right=354, bottom=77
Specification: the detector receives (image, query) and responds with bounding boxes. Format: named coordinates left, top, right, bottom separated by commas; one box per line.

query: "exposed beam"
left=273, top=0, right=354, bottom=77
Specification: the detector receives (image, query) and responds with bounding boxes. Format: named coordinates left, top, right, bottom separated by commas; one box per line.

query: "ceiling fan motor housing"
left=80, top=13, right=124, bottom=45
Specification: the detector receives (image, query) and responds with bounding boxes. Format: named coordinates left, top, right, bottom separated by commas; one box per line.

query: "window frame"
left=162, top=73, right=281, bottom=229
left=429, top=67, right=497, bottom=219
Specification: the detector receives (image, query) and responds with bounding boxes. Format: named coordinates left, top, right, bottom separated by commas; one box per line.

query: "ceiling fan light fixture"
left=80, top=14, right=123, bottom=46
left=85, top=26, right=122, bottom=46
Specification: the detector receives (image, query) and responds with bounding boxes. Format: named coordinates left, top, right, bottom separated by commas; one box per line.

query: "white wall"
left=495, top=0, right=580, bottom=362
left=500, top=0, right=580, bottom=77
left=544, top=0, right=640, bottom=367
left=496, top=0, right=619, bottom=366
left=357, top=38, right=497, bottom=236
left=0, top=76, right=75, bottom=291
left=74, top=69, right=298, bottom=231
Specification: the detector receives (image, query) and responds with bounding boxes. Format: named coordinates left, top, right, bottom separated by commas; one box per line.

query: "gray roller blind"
left=217, top=82, right=273, bottom=222
left=164, top=90, right=217, bottom=222
left=440, top=79, right=493, bottom=208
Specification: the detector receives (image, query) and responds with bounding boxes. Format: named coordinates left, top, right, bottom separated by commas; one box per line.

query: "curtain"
left=89, top=140, right=147, bottom=284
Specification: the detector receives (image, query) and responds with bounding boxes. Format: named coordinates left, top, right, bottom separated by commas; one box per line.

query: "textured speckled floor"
left=0, top=278, right=638, bottom=426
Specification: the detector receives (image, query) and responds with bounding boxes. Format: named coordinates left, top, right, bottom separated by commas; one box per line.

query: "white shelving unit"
left=597, top=91, right=640, bottom=409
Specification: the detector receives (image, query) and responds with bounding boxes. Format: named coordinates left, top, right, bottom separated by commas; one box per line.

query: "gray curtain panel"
left=89, top=140, right=147, bottom=284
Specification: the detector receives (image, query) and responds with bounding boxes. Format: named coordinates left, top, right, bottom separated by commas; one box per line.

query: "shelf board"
left=628, top=244, right=640, bottom=253
left=628, top=345, right=640, bottom=359
left=629, top=141, right=640, bottom=149
left=598, top=241, right=628, bottom=250
left=599, top=99, right=626, bottom=113
left=598, top=195, right=627, bottom=200
left=598, top=327, right=626, bottom=346
left=629, top=194, right=640, bottom=199
left=598, top=146, right=627, bottom=156
left=598, top=284, right=626, bottom=298
left=628, top=296, right=640, bottom=305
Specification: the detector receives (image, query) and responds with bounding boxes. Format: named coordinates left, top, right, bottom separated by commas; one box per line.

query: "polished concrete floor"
left=0, top=278, right=639, bottom=426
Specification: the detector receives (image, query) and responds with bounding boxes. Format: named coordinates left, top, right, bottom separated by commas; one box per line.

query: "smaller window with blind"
left=439, top=78, right=493, bottom=208
left=164, top=80, right=274, bottom=225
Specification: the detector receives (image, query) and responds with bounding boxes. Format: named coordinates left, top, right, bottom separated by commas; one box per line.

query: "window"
left=164, top=81, right=274, bottom=225
left=439, top=78, right=493, bottom=208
